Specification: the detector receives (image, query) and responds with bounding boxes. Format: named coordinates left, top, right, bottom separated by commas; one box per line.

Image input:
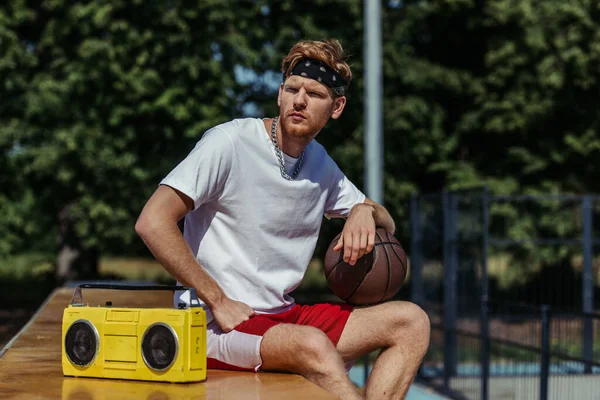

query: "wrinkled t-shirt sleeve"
left=160, top=128, right=234, bottom=210
left=323, top=158, right=366, bottom=219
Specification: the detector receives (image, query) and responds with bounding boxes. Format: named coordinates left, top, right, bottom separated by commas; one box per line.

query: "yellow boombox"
left=62, top=284, right=207, bottom=383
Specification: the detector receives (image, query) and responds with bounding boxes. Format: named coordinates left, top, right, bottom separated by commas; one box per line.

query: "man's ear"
left=331, top=96, right=347, bottom=120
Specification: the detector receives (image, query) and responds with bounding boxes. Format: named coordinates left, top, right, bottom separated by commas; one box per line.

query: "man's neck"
left=278, top=130, right=310, bottom=159
left=264, top=118, right=313, bottom=158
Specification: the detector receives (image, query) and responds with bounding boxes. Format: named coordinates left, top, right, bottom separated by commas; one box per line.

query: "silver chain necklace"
left=270, top=116, right=305, bottom=180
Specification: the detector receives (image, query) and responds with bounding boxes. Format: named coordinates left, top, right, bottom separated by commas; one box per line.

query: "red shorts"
left=206, top=303, right=354, bottom=371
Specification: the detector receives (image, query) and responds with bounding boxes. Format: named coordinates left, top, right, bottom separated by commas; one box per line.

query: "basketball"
left=324, top=227, right=407, bottom=305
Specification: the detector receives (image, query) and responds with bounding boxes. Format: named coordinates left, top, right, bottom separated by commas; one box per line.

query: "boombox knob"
left=105, top=301, right=112, bottom=307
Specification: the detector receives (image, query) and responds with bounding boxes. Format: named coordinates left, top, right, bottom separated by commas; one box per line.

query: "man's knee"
left=410, top=302, right=430, bottom=335
left=379, top=301, right=430, bottom=354
left=297, top=328, right=338, bottom=365
left=261, top=325, right=339, bottom=374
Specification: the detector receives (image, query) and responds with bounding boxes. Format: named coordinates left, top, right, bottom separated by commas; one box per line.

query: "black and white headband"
left=284, top=58, right=348, bottom=96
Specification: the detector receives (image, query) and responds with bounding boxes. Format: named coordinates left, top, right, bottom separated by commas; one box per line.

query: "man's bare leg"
left=336, top=301, right=431, bottom=400
left=260, top=324, right=363, bottom=400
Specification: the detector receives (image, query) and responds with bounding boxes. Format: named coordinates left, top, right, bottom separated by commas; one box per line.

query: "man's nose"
left=293, top=90, right=307, bottom=109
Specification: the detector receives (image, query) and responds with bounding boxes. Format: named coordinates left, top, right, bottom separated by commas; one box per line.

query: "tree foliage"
left=0, top=0, right=266, bottom=276
left=1, top=0, right=600, bottom=277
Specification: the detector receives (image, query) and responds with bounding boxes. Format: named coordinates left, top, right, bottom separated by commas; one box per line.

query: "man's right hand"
left=210, top=298, right=255, bottom=332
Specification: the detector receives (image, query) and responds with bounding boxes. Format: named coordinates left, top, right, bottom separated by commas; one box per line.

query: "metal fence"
left=411, top=188, right=600, bottom=400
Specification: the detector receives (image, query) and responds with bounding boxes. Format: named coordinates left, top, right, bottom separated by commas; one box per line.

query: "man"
left=136, top=39, right=430, bottom=400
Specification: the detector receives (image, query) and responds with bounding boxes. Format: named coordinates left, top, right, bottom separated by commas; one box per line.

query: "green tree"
left=382, top=0, right=600, bottom=282
left=3, top=0, right=600, bottom=283
left=0, top=0, right=265, bottom=279
left=381, top=0, right=600, bottom=195
left=0, top=3, right=46, bottom=259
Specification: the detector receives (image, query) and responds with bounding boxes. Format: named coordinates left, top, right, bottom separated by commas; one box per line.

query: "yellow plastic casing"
left=61, top=304, right=207, bottom=383
left=61, top=376, right=207, bottom=399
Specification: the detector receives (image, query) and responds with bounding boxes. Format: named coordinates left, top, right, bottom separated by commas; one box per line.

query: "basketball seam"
left=374, top=241, right=406, bottom=274
left=325, top=256, right=345, bottom=280
left=388, top=242, right=407, bottom=276
left=374, top=241, right=403, bottom=247
left=384, top=232, right=407, bottom=301
left=384, top=237, right=406, bottom=273
left=378, top=231, right=392, bottom=304
left=342, top=239, right=379, bottom=303
left=385, top=238, right=406, bottom=302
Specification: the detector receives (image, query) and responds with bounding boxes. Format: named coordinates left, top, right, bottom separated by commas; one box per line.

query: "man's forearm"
left=361, top=199, right=396, bottom=234
left=136, top=219, right=226, bottom=308
left=371, top=203, right=395, bottom=234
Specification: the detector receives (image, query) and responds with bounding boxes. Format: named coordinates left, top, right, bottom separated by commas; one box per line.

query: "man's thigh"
left=260, top=303, right=353, bottom=372
left=259, top=324, right=325, bottom=371
left=206, top=316, right=280, bottom=371
left=296, top=303, right=353, bottom=345
left=336, top=300, right=425, bottom=361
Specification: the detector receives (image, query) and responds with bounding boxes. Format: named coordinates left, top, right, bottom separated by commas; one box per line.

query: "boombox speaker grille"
left=141, top=323, right=179, bottom=371
left=65, top=320, right=99, bottom=367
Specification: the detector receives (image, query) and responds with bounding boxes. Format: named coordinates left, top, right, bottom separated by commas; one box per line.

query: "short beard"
left=280, top=118, right=317, bottom=144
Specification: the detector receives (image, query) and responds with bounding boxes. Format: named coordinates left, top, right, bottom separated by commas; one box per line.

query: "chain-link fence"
left=412, top=188, right=600, bottom=400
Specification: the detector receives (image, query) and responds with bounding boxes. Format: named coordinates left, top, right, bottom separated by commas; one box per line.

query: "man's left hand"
left=333, top=204, right=376, bottom=266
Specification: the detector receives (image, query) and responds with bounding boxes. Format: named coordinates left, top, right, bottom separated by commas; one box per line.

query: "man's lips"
left=289, top=112, right=306, bottom=120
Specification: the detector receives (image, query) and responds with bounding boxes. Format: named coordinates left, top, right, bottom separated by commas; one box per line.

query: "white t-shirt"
left=161, top=118, right=366, bottom=317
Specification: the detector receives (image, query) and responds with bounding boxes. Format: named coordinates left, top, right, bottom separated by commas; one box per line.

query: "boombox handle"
left=70, top=283, right=202, bottom=309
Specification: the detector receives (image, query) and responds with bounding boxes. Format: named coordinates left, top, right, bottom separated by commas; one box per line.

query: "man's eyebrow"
left=310, top=86, right=328, bottom=94
left=284, top=80, right=328, bottom=94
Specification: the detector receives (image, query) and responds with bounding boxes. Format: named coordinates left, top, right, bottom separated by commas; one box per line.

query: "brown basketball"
left=324, top=227, right=407, bottom=305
